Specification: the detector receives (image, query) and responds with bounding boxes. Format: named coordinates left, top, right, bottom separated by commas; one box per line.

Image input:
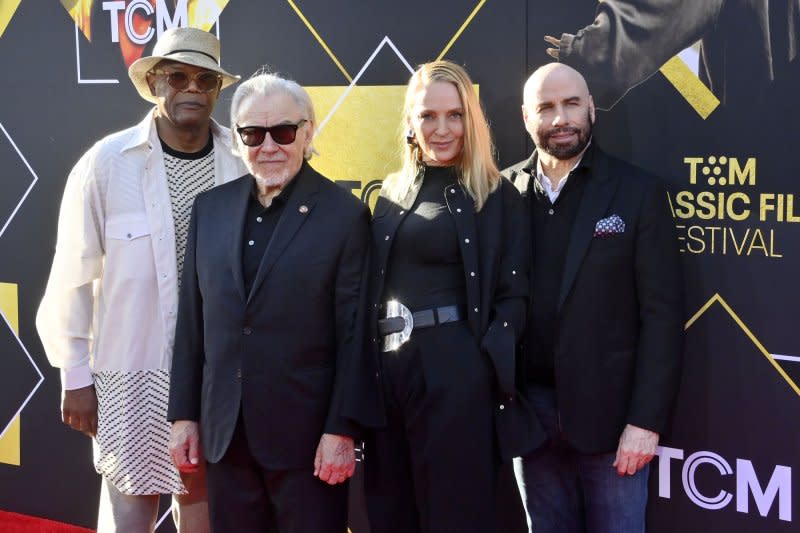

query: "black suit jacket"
left=343, top=174, right=546, bottom=460
left=503, top=144, right=684, bottom=454
left=168, top=163, right=370, bottom=469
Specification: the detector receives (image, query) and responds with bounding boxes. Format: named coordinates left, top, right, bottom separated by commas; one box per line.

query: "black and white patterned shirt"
left=162, top=134, right=216, bottom=280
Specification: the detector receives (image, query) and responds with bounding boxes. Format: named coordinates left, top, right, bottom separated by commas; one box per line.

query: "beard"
left=538, top=110, right=593, bottom=160
left=254, top=171, right=290, bottom=188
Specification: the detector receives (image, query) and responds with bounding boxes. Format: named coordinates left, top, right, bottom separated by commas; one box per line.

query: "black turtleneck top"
left=382, top=165, right=467, bottom=311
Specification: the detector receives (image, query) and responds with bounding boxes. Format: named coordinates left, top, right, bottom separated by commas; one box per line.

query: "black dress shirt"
left=242, top=176, right=298, bottom=296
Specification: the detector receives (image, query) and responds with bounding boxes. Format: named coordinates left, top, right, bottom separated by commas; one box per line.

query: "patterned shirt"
left=162, top=135, right=216, bottom=281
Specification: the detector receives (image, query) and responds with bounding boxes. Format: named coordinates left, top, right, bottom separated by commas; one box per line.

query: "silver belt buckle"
left=382, top=300, right=414, bottom=352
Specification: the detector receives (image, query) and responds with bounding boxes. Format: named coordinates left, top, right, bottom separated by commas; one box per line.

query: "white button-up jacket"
left=36, top=111, right=246, bottom=390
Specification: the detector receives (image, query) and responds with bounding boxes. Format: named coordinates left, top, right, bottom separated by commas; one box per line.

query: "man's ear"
left=146, top=73, right=157, bottom=97
left=588, top=95, right=596, bottom=124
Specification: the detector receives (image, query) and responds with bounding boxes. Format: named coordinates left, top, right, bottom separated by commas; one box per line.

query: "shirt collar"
left=249, top=167, right=301, bottom=206
left=121, top=108, right=230, bottom=153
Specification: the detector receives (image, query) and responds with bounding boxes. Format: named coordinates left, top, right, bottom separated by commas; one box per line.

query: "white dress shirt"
left=36, top=110, right=246, bottom=390
left=535, top=142, right=591, bottom=203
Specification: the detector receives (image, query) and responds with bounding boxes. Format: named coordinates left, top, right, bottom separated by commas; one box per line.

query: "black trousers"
left=365, top=322, right=497, bottom=533
left=206, top=413, right=347, bottom=533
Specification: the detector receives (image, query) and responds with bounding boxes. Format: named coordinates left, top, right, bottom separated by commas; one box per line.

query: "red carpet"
left=0, top=511, right=94, bottom=533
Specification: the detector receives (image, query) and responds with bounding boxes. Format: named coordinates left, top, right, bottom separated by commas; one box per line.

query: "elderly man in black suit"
left=167, top=71, right=370, bottom=532
left=503, top=63, right=684, bottom=533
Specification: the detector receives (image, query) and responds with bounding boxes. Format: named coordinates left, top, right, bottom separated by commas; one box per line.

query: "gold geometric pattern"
left=0, top=282, right=20, bottom=465
left=660, top=56, right=720, bottom=119
left=60, top=0, right=94, bottom=41
left=288, top=0, right=487, bottom=83
left=685, top=293, right=800, bottom=397
left=188, top=0, right=230, bottom=32
left=0, top=0, right=23, bottom=39
left=296, top=0, right=487, bottom=205
left=436, top=0, right=487, bottom=60
left=308, top=85, right=406, bottom=186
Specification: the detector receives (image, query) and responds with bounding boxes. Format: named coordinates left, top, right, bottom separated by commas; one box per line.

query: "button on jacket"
left=36, top=111, right=246, bottom=390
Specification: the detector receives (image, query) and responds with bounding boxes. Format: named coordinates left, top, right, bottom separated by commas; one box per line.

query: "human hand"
left=169, top=420, right=203, bottom=473
left=313, top=433, right=355, bottom=485
left=544, top=35, right=561, bottom=60
left=61, top=385, right=97, bottom=437
left=613, top=424, right=659, bottom=476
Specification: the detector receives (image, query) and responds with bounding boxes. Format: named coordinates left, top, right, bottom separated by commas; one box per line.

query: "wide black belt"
left=378, top=304, right=466, bottom=335
left=378, top=301, right=467, bottom=353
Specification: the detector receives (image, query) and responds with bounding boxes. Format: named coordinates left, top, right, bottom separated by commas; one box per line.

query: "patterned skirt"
left=93, top=369, right=185, bottom=495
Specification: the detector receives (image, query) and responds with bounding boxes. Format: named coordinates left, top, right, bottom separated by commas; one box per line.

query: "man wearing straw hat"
left=36, top=27, right=244, bottom=532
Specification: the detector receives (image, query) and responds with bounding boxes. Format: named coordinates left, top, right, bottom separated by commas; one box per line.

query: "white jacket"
left=36, top=110, right=246, bottom=390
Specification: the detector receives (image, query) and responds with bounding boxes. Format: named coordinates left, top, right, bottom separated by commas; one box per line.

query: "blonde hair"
left=382, top=60, right=499, bottom=211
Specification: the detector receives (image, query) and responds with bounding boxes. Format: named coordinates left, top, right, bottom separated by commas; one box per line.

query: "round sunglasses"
left=149, top=69, right=222, bottom=93
left=236, top=120, right=308, bottom=146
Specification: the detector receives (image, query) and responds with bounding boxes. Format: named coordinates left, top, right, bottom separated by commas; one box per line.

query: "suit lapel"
left=229, top=176, right=254, bottom=303
left=558, top=150, right=619, bottom=310
left=510, top=153, right=536, bottom=198
left=246, top=165, right=320, bottom=304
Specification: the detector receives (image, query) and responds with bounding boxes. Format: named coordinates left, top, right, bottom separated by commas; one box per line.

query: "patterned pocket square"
left=594, top=214, right=626, bottom=237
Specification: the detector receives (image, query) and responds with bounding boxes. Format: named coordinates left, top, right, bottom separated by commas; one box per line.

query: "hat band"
left=164, top=49, right=219, bottom=64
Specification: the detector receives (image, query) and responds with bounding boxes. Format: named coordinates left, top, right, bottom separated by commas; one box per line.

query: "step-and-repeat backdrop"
left=1, top=1, right=797, bottom=531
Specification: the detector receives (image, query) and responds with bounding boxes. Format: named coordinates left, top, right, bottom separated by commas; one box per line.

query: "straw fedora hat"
left=128, top=27, right=239, bottom=103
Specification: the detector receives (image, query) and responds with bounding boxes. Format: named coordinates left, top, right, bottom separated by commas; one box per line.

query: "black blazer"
left=504, top=144, right=684, bottom=454
left=342, top=173, right=545, bottom=460
left=167, top=163, right=370, bottom=469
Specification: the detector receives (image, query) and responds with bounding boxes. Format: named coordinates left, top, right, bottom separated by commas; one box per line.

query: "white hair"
left=229, top=68, right=317, bottom=159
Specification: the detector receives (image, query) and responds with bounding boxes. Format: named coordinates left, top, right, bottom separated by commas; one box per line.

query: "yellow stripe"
left=685, top=294, right=800, bottom=397
left=0, top=417, right=20, bottom=466
left=684, top=293, right=720, bottom=330
left=0, top=282, right=20, bottom=465
left=660, top=56, right=720, bottom=119
left=716, top=297, right=800, bottom=397
left=436, top=0, right=487, bottom=60
left=0, top=0, right=23, bottom=39
left=286, top=0, right=352, bottom=82
left=188, top=0, right=230, bottom=32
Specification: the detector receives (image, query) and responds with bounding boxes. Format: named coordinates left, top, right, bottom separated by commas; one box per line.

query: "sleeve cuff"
left=559, top=32, right=576, bottom=60
left=61, top=364, right=94, bottom=390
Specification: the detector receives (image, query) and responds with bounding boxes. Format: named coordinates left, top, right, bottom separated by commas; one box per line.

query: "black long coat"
left=342, top=173, right=545, bottom=460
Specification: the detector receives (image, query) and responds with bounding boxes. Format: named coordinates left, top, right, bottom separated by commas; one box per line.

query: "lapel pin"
left=299, top=205, right=309, bottom=214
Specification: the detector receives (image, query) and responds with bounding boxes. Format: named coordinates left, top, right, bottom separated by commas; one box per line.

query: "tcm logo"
left=656, top=446, right=792, bottom=522
left=102, top=0, right=188, bottom=45
left=684, top=156, right=756, bottom=186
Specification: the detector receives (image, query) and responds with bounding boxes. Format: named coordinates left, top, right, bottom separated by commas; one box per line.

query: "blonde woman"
left=356, top=60, right=533, bottom=532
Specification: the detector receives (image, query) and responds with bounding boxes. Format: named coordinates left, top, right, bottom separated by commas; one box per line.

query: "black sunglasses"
left=236, top=120, right=308, bottom=146
left=150, top=69, right=222, bottom=93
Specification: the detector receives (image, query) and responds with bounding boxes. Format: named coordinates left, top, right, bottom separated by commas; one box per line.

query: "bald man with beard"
left=502, top=64, right=684, bottom=533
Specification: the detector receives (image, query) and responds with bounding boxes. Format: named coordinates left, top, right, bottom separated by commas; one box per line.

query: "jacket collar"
left=120, top=108, right=231, bottom=153
left=514, top=141, right=596, bottom=196
left=240, top=162, right=321, bottom=303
